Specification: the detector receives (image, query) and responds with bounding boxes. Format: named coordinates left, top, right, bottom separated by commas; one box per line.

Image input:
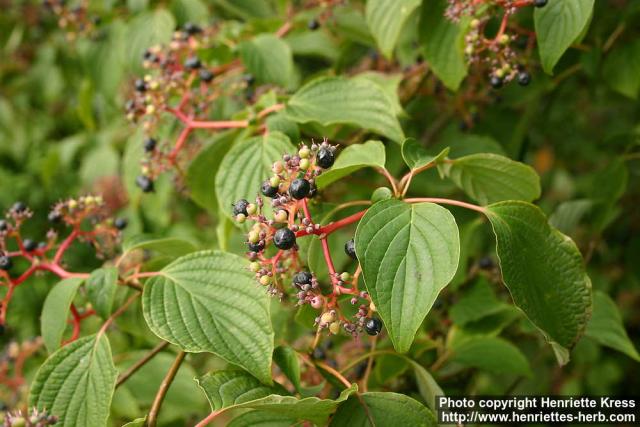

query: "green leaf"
left=485, top=201, right=592, bottom=363
left=534, top=0, right=595, bottom=74
left=355, top=72, right=404, bottom=117
left=419, top=0, right=468, bottom=90
left=409, top=361, right=443, bottom=410
left=450, top=278, right=510, bottom=327
left=126, top=10, right=175, bottom=71
left=585, top=291, right=640, bottom=361
left=316, top=140, right=386, bottom=189
left=450, top=336, right=532, bottom=376
left=197, top=370, right=357, bottom=425
left=443, top=153, right=541, bottom=205
left=122, top=235, right=198, bottom=258
left=365, top=0, right=422, bottom=58
left=86, top=267, right=118, bottom=320
left=401, top=137, right=449, bottom=170
left=549, top=199, right=594, bottom=234
left=603, top=40, right=640, bottom=99
left=273, top=346, right=301, bottom=392
left=142, top=251, right=274, bottom=383
left=29, top=334, right=117, bottom=427
left=240, top=34, right=295, bottom=88
left=216, top=132, right=294, bottom=222
left=286, top=76, right=404, bottom=142
left=187, top=130, right=239, bottom=213
left=121, top=418, right=146, bottom=427
left=286, top=31, right=339, bottom=62
left=330, top=392, right=437, bottom=427
left=41, top=278, right=84, bottom=353
left=228, top=411, right=296, bottom=427
left=355, top=200, right=460, bottom=353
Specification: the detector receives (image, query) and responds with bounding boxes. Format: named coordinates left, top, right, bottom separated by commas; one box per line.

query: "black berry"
left=293, top=271, right=312, bottom=286
left=114, top=218, right=128, bottom=230
left=316, top=148, right=335, bottom=169
left=184, top=56, right=202, bottom=70
left=183, top=22, right=202, bottom=35
left=23, top=239, right=37, bottom=252
left=517, top=71, right=531, bottom=86
left=344, top=239, right=357, bottom=260
left=243, top=74, right=255, bottom=86
left=308, top=19, right=320, bottom=30
left=144, top=137, right=157, bottom=152
left=0, top=220, right=7, bottom=231
left=12, top=201, right=27, bottom=213
left=261, top=180, right=279, bottom=198
left=364, top=318, right=382, bottom=336
left=248, top=241, right=265, bottom=253
left=232, top=199, right=250, bottom=216
left=199, top=69, right=214, bottom=82
left=289, top=178, right=311, bottom=200
left=533, top=0, right=548, bottom=7
left=0, top=256, right=12, bottom=271
left=478, top=257, right=494, bottom=269
left=490, top=75, right=503, bottom=89
left=48, top=211, right=62, bottom=223
left=134, top=78, right=146, bottom=92
left=273, top=227, right=296, bottom=250
left=136, top=175, right=155, bottom=193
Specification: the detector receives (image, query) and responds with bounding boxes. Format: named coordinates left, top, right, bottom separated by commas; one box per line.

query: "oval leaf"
left=41, top=278, right=84, bottom=353
left=450, top=336, right=531, bottom=376
left=365, top=0, right=421, bottom=58
left=316, top=140, right=386, bottom=189
left=142, top=251, right=274, bottom=383
left=444, top=153, right=541, bottom=205
left=485, top=201, right=592, bottom=363
left=535, top=0, right=595, bottom=74
left=401, top=138, right=449, bottom=170
left=86, top=267, right=119, bottom=320
left=30, top=334, right=117, bottom=427
left=197, top=370, right=356, bottom=425
left=273, top=346, right=301, bottom=392
left=585, top=291, right=640, bottom=361
left=355, top=200, right=460, bottom=353
left=330, top=392, right=437, bottom=427
left=285, top=76, right=404, bottom=143
left=216, top=132, right=294, bottom=222
left=240, top=34, right=295, bottom=88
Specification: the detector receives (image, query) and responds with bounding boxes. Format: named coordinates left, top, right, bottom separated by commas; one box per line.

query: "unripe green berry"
left=236, top=213, right=246, bottom=223
left=274, top=210, right=288, bottom=222
left=320, top=311, right=335, bottom=324
left=499, top=34, right=510, bottom=45
left=259, top=275, right=272, bottom=285
left=340, top=272, right=351, bottom=282
left=329, top=321, right=341, bottom=335
left=248, top=231, right=260, bottom=244
left=249, top=262, right=261, bottom=272
left=299, top=158, right=310, bottom=170
left=270, top=176, right=280, bottom=187
left=470, top=19, right=480, bottom=28
left=299, top=146, right=311, bottom=158
left=246, top=203, right=257, bottom=215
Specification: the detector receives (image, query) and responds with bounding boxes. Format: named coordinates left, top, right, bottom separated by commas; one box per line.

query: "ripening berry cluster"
left=42, top=0, right=101, bottom=41
left=233, top=139, right=383, bottom=338
left=0, top=196, right=127, bottom=272
left=447, top=0, right=548, bottom=88
left=0, top=406, right=57, bottom=427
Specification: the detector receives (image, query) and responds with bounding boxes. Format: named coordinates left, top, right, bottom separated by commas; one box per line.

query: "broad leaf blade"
left=216, top=132, right=294, bottom=222
left=535, top=0, right=595, bottom=74
left=585, top=291, right=640, bottom=361
left=450, top=336, right=532, bottom=376
left=240, top=34, right=295, bottom=88
left=285, top=76, right=404, bottom=142
left=485, top=201, right=592, bottom=363
left=30, top=334, right=117, bottom=427
left=122, top=235, right=198, bottom=258
left=419, top=0, right=468, bottom=90
left=401, top=138, right=449, bottom=170
left=445, top=153, right=541, bottom=205
left=41, top=278, right=84, bottom=353
left=86, top=267, right=119, bottom=319
left=142, top=251, right=274, bottom=383
left=316, top=140, right=386, bottom=189
left=330, top=392, right=437, bottom=427
left=355, top=200, right=460, bottom=353
left=273, top=346, right=301, bottom=392
left=197, top=370, right=356, bottom=425
left=365, top=0, right=421, bottom=58
left=409, top=361, right=443, bottom=410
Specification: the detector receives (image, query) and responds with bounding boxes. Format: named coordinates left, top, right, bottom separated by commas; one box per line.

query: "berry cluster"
left=447, top=0, right=547, bottom=88
left=0, top=196, right=126, bottom=326
left=235, top=139, right=382, bottom=340
left=42, top=0, right=100, bottom=41
left=0, top=407, right=57, bottom=427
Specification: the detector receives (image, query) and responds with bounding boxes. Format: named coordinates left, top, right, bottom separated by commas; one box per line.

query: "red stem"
left=296, top=210, right=367, bottom=238
left=53, top=228, right=79, bottom=264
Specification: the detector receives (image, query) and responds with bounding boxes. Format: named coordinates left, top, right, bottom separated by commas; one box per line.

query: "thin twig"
left=116, top=341, right=170, bottom=388
left=147, top=351, right=187, bottom=427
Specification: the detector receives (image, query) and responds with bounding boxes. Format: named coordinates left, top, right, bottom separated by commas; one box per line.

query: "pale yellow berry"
left=270, top=176, right=280, bottom=187
left=145, top=104, right=156, bottom=115
left=340, top=272, right=351, bottom=282
left=274, top=210, right=288, bottom=222
left=320, top=311, right=335, bottom=325
left=246, top=203, right=257, bottom=215
left=329, top=321, right=341, bottom=335
left=272, top=161, right=284, bottom=173
left=68, top=200, right=78, bottom=210
left=259, top=275, right=271, bottom=285
left=249, top=262, right=261, bottom=272
left=470, top=19, right=480, bottom=29
left=499, top=34, right=510, bottom=45
left=299, top=158, right=310, bottom=170
left=369, top=301, right=377, bottom=312
left=248, top=231, right=260, bottom=243
left=299, top=146, right=311, bottom=159
left=236, top=213, right=246, bottom=223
